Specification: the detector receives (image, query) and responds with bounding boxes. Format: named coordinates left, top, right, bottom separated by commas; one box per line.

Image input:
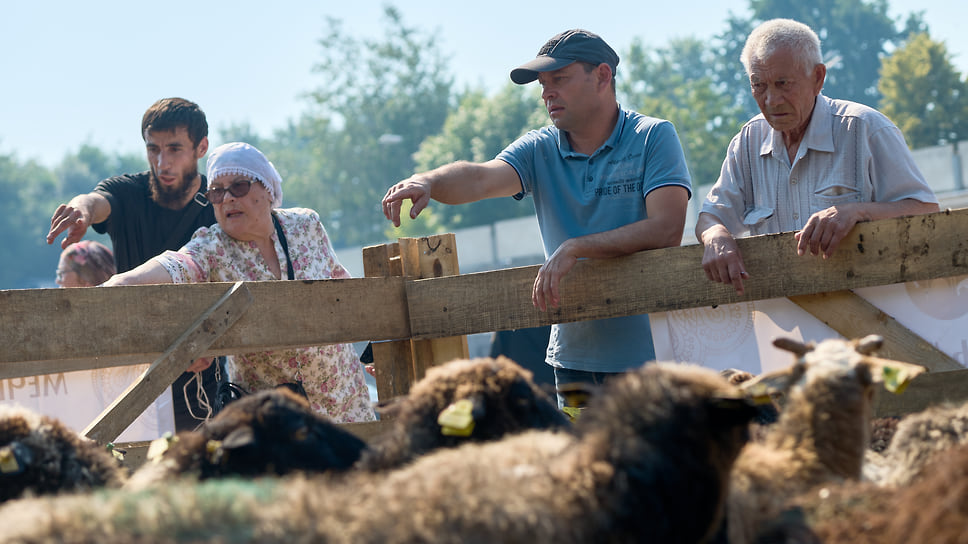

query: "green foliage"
left=408, top=83, right=547, bottom=231
left=290, top=5, right=454, bottom=247
left=879, top=33, right=968, bottom=148
left=620, top=38, right=746, bottom=188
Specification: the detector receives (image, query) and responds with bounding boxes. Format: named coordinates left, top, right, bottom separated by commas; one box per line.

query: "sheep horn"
left=738, top=362, right=807, bottom=403
left=854, top=335, right=885, bottom=355
left=773, top=337, right=812, bottom=356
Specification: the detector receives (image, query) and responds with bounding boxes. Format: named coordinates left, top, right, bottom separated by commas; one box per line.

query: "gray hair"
left=740, top=19, right=823, bottom=77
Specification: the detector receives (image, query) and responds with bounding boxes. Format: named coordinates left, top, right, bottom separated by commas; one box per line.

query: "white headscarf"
left=206, top=142, right=283, bottom=208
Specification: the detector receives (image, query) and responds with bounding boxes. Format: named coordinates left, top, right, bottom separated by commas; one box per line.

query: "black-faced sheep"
left=723, top=335, right=925, bottom=544
left=124, top=386, right=367, bottom=490
left=356, top=355, right=569, bottom=471
left=0, top=404, right=126, bottom=502
left=0, top=362, right=758, bottom=544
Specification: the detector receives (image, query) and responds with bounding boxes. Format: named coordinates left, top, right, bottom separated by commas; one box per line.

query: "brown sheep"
left=870, top=400, right=968, bottom=487
left=781, top=441, right=968, bottom=543
left=0, top=362, right=757, bottom=544
left=0, top=404, right=126, bottom=502
left=723, top=335, right=925, bottom=544
left=356, top=355, right=569, bottom=471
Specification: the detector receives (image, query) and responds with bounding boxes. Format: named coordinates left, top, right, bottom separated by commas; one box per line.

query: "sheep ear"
left=222, top=427, right=256, bottom=450
left=720, top=368, right=755, bottom=386
left=773, top=337, right=812, bottom=356
left=738, top=362, right=806, bottom=402
left=863, top=357, right=926, bottom=394
left=854, top=335, right=885, bottom=355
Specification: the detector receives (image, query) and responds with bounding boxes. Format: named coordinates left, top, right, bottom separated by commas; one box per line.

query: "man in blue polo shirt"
left=382, top=29, right=692, bottom=407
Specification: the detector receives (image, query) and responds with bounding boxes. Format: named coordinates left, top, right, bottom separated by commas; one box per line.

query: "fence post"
left=362, top=242, right=415, bottom=400
left=398, top=234, right=469, bottom=382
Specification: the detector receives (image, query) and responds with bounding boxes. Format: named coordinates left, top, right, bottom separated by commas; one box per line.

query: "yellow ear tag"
left=0, top=446, right=20, bottom=474
left=146, top=433, right=175, bottom=463
left=106, top=443, right=125, bottom=462
left=882, top=366, right=914, bottom=394
left=206, top=440, right=224, bottom=464
left=561, top=405, right=584, bottom=423
left=437, top=399, right=476, bottom=437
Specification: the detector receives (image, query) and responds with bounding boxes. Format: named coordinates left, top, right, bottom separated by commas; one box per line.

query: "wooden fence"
left=3, top=208, right=968, bottom=446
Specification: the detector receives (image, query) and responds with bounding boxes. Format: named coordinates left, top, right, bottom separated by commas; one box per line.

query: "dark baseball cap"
left=510, top=29, right=620, bottom=85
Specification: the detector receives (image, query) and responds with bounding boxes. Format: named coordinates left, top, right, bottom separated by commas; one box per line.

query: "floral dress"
left=155, top=207, right=375, bottom=423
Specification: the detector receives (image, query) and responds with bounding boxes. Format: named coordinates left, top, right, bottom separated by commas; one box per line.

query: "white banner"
left=0, top=364, right=175, bottom=443
left=651, top=275, right=968, bottom=374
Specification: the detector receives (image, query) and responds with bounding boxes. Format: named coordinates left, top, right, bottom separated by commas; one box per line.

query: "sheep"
left=775, top=441, right=968, bottom=543
left=720, top=368, right=780, bottom=431
left=0, top=403, right=126, bottom=502
left=0, top=361, right=759, bottom=544
left=124, top=386, right=368, bottom=490
left=867, top=400, right=968, bottom=487
left=722, top=335, right=925, bottom=544
left=356, top=355, right=570, bottom=471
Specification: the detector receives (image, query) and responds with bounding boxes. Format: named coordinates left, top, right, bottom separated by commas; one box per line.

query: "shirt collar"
left=759, top=94, right=835, bottom=157
left=557, top=105, right=625, bottom=159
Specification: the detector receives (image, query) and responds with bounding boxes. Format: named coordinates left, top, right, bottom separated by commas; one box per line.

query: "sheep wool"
left=0, top=362, right=757, bottom=544
left=357, top=356, right=569, bottom=472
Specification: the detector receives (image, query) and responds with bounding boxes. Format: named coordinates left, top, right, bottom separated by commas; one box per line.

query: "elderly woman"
left=56, top=240, right=116, bottom=287
left=104, top=142, right=375, bottom=423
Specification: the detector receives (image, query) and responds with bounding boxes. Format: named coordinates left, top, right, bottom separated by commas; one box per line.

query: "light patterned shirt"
left=155, top=207, right=375, bottom=423
left=701, top=94, right=938, bottom=236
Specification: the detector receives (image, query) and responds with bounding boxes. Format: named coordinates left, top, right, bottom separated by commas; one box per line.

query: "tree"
left=879, top=33, right=968, bottom=149
left=298, top=6, right=454, bottom=247
left=406, top=83, right=547, bottom=235
left=0, top=151, right=59, bottom=288
left=620, top=37, right=746, bottom=190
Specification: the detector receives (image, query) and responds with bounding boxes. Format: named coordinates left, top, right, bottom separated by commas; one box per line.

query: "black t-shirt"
left=91, top=171, right=217, bottom=273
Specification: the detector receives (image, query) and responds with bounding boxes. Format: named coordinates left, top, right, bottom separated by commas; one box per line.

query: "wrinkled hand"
left=795, top=204, right=859, bottom=259
left=701, top=229, right=749, bottom=295
left=382, top=176, right=432, bottom=227
left=186, top=357, right=214, bottom=374
left=533, top=243, right=578, bottom=311
left=47, top=204, right=89, bottom=249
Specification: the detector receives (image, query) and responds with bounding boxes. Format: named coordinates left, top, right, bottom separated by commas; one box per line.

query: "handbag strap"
left=163, top=191, right=210, bottom=250
left=271, top=212, right=295, bottom=280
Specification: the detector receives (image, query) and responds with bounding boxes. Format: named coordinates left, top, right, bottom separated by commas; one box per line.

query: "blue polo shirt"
left=497, top=106, right=692, bottom=372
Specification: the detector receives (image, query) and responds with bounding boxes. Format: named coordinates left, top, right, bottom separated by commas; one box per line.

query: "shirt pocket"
left=743, top=206, right=775, bottom=228
left=811, top=184, right=863, bottom=214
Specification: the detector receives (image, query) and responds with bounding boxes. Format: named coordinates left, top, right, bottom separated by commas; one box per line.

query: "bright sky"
left=1, top=0, right=964, bottom=167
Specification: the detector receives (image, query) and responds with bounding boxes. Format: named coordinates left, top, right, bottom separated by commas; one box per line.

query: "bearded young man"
left=47, top=97, right=221, bottom=431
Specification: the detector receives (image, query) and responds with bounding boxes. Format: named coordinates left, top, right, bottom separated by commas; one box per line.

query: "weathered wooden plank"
left=3, top=209, right=967, bottom=375
left=406, top=209, right=968, bottom=339
left=84, top=282, right=253, bottom=444
left=0, top=276, right=409, bottom=378
left=401, top=235, right=469, bottom=381
left=789, top=290, right=962, bottom=372
left=874, top=368, right=968, bottom=417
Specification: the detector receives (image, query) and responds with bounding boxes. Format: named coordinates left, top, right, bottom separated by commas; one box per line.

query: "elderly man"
left=697, top=18, right=939, bottom=295
left=382, top=29, right=692, bottom=407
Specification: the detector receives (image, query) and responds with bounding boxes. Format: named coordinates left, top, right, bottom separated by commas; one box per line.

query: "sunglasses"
left=205, top=179, right=254, bottom=204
